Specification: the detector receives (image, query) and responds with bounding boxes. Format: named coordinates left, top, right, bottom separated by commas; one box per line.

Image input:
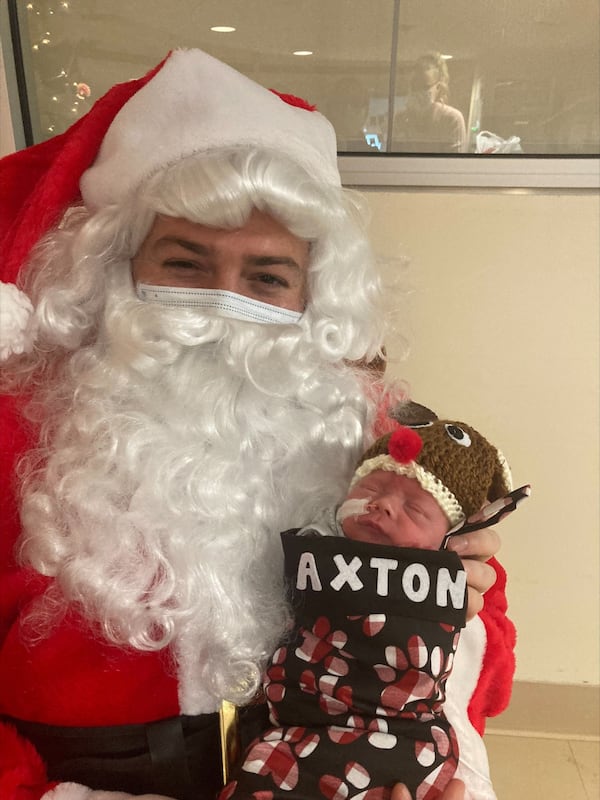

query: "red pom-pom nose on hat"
left=388, top=427, right=423, bottom=464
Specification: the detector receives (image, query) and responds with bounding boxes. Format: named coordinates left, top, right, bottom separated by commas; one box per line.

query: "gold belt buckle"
left=219, top=700, right=240, bottom=784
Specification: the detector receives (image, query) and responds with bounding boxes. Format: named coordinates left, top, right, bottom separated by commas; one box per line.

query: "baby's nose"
left=368, top=495, right=395, bottom=516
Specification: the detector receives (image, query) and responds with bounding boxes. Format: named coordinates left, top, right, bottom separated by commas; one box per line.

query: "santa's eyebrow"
left=246, top=255, right=304, bottom=273
left=152, top=238, right=305, bottom=274
left=153, top=236, right=211, bottom=256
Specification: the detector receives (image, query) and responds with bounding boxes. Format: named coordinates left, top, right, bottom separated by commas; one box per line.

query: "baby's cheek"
left=340, top=518, right=367, bottom=542
left=336, top=497, right=371, bottom=524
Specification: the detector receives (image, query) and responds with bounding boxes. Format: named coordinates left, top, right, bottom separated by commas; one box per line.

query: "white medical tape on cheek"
left=135, top=283, right=303, bottom=325
left=336, top=498, right=371, bottom=524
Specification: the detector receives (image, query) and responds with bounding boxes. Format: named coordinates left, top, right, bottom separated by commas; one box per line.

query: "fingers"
left=445, top=528, right=500, bottom=620
left=391, top=783, right=413, bottom=800
left=439, top=778, right=466, bottom=799
left=463, top=558, right=497, bottom=619
left=465, top=585, right=484, bottom=620
left=446, top=526, right=501, bottom=562
left=391, top=779, right=465, bottom=800
left=463, top=558, right=497, bottom=595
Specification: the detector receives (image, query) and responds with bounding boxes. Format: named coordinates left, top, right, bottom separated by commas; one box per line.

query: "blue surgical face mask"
left=135, top=283, right=304, bottom=326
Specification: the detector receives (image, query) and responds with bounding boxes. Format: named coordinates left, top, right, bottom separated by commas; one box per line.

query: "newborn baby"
left=222, top=405, right=527, bottom=800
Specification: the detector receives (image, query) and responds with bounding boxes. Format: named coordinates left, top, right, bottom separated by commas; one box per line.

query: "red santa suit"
left=0, top=431, right=515, bottom=800
left=0, top=51, right=516, bottom=800
left=0, top=389, right=515, bottom=800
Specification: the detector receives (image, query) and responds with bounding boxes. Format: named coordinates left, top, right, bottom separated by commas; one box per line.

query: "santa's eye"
left=445, top=424, right=471, bottom=446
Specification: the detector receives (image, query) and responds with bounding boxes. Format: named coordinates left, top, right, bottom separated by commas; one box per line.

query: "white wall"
left=365, top=188, right=600, bottom=686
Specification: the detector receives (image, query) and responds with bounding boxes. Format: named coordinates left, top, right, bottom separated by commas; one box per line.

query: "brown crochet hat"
left=351, top=402, right=512, bottom=526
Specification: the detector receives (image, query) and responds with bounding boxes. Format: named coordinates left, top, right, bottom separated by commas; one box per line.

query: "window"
left=3, top=0, right=599, bottom=187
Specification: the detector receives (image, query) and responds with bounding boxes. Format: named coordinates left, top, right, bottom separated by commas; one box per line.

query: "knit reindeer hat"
left=351, top=402, right=513, bottom=527
left=0, top=48, right=340, bottom=361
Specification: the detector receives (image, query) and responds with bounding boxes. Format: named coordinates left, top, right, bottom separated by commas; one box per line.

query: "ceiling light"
left=210, top=26, right=236, bottom=33
left=293, top=50, right=313, bottom=56
left=440, top=54, right=453, bottom=60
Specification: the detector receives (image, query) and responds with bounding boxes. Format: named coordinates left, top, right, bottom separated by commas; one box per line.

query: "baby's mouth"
left=356, top=514, right=389, bottom=539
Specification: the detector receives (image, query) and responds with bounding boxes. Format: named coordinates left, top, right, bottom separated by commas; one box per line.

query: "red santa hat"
left=0, top=48, right=340, bottom=361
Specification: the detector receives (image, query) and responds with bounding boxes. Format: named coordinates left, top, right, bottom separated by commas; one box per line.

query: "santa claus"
left=0, top=49, right=514, bottom=800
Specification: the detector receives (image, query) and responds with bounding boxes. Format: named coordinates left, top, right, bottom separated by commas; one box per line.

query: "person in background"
left=394, top=52, right=467, bottom=153
left=0, top=49, right=512, bottom=800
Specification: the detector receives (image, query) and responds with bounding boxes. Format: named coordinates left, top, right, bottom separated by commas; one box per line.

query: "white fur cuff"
left=42, top=781, right=175, bottom=800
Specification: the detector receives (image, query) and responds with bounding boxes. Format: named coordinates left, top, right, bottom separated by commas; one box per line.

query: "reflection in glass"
left=16, top=1, right=94, bottom=141
left=391, top=0, right=599, bottom=155
left=392, top=53, right=466, bottom=153
left=7, top=0, right=600, bottom=156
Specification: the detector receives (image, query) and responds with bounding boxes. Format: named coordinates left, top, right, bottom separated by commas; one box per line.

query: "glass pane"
left=14, top=0, right=396, bottom=150
left=391, top=0, right=600, bottom=155
left=11, top=0, right=600, bottom=155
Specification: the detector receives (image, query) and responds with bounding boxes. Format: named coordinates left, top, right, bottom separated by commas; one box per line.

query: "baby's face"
left=339, top=470, right=450, bottom=550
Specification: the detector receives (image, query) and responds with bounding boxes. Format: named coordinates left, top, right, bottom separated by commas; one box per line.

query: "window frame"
left=2, top=2, right=599, bottom=190
left=338, top=154, right=600, bottom=189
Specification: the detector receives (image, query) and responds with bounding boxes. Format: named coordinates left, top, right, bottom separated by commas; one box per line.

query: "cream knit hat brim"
left=350, top=453, right=464, bottom=527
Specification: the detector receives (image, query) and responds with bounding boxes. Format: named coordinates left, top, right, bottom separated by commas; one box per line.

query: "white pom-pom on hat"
left=0, top=281, right=37, bottom=361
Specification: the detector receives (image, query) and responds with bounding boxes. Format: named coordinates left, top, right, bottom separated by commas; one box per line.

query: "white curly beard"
left=21, top=267, right=372, bottom=713
left=0, top=281, right=38, bottom=360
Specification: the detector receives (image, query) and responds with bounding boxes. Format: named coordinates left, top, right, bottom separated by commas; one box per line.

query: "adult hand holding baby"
left=446, top=527, right=501, bottom=619
left=392, top=777, right=466, bottom=800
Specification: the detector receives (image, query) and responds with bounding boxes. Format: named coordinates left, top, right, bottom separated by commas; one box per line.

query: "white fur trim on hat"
left=80, top=49, right=341, bottom=210
left=350, top=453, right=465, bottom=526
left=0, top=281, right=37, bottom=361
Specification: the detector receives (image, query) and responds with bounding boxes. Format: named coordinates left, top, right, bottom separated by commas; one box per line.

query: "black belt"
left=2, top=705, right=269, bottom=800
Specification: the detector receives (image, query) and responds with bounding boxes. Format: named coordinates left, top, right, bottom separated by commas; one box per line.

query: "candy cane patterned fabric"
left=222, top=531, right=467, bottom=800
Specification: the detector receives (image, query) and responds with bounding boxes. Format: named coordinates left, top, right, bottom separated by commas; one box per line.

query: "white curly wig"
left=11, top=148, right=389, bottom=712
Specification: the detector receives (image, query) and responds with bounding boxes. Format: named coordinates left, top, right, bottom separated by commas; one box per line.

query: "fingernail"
left=447, top=536, right=467, bottom=553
